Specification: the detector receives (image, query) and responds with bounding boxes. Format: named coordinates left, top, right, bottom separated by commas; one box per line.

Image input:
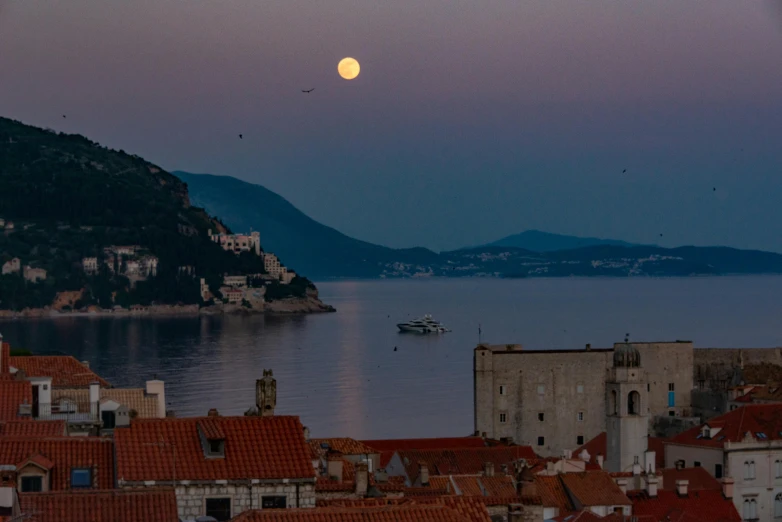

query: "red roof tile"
left=0, top=381, right=32, bottom=421
left=660, top=467, right=722, bottom=491
left=397, top=446, right=537, bottom=483
left=115, top=415, right=315, bottom=483
left=311, top=438, right=377, bottom=456
left=18, top=454, right=55, bottom=471
left=629, top=489, right=741, bottom=522
left=198, top=418, right=226, bottom=440
left=19, top=488, right=179, bottom=522
left=9, top=356, right=110, bottom=387
left=0, top=437, right=115, bottom=490
left=231, top=505, right=473, bottom=522
left=669, top=403, right=782, bottom=448
left=536, top=475, right=574, bottom=512
left=313, top=497, right=492, bottom=522
left=552, top=511, right=617, bottom=522
left=1, top=342, right=9, bottom=374
left=362, top=437, right=487, bottom=468
left=0, top=421, right=66, bottom=437
left=559, top=471, right=632, bottom=508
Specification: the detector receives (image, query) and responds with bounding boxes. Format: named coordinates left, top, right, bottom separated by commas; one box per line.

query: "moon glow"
left=338, top=57, right=360, bottom=80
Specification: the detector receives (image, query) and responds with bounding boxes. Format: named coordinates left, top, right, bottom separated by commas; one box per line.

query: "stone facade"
left=172, top=482, right=316, bottom=519
left=474, top=342, right=694, bottom=457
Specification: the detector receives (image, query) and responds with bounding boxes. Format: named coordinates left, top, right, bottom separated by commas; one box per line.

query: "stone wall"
left=173, top=482, right=315, bottom=519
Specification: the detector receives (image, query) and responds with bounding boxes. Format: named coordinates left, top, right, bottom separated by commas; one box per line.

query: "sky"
left=1, top=0, right=781, bottom=252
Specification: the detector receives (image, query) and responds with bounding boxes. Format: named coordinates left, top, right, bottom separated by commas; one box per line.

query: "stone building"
left=210, top=231, right=262, bottom=256
left=474, top=341, right=694, bottom=457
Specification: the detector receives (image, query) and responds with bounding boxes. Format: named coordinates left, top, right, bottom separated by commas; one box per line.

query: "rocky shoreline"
left=0, top=296, right=335, bottom=319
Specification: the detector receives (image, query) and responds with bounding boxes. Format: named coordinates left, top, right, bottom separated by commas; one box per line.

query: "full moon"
left=338, top=57, right=360, bottom=80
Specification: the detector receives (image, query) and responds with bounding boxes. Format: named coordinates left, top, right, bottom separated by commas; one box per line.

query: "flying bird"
left=622, top=169, right=627, bottom=173
left=302, top=88, right=315, bottom=93
left=713, top=187, right=717, bottom=191
left=238, top=134, right=243, bottom=139
left=62, top=115, right=66, bottom=119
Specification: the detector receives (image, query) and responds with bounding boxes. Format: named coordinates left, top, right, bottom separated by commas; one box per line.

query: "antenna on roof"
left=478, top=324, right=482, bottom=345
left=625, top=333, right=630, bottom=343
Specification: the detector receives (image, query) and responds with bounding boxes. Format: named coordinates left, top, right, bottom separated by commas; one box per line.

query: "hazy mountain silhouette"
left=480, top=229, right=643, bottom=252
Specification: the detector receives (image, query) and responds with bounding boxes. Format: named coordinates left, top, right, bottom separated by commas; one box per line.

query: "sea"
left=1, top=276, right=781, bottom=440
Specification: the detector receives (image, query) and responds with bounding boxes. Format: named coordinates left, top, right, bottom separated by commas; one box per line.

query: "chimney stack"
left=375, top=468, right=388, bottom=484
left=81, top=360, right=90, bottom=369
left=632, top=456, right=641, bottom=476
left=508, top=504, right=524, bottom=522
left=355, top=461, right=369, bottom=497
left=419, top=462, right=430, bottom=486
left=207, top=408, right=219, bottom=417
left=676, top=479, right=689, bottom=497
left=644, top=451, right=656, bottom=475
left=722, top=477, right=734, bottom=499
left=596, top=454, right=604, bottom=469
left=145, top=379, right=166, bottom=418
left=563, top=449, right=573, bottom=460
left=303, top=426, right=310, bottom=441
left=484, top=462, right=495, bottom=477
left=646, top=476, right=659, bottom=498
left=89, top=381, right=100, bottom=412
left=585, top=343, right=591, bottom=351
left=256, top=369, right=277, bottom=417
left=0, top=486, right=19, bottom=519
left=616, top=478, right=628, bottom=495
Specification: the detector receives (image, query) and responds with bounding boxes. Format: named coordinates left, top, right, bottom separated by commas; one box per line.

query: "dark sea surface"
left=2, top=277, right=782, bottom=439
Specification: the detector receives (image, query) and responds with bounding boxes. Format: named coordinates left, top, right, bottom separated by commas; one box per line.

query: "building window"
left=262, top=496, right=287, bottom=509
left=744, top=461, right=756, bottom=480
left=101, top=410, right=116, bottom=429
left=693, top=461, right=701, bottom=468
left=499, top=385, right=506, bottom=395
left=668, top=383, right=675, bottom=407
left=537, top=436, right=545, bottom=446
left=577, top=435, right=584, bottom=445
left=743, top=498, right=757, bottom=520
left=70, top=468, right=92, bottom=488
left=647, top=383, right=650, bottom=392
left=577, top=384, right=584, bottom=394
left=668, top=383, right=675, bottom=392
left=537, top=385, right=545, bottom=395
left=715, top=464, right=723, bottom=478
left=775, top=493, right=782, bottom=518
left=538, top=413, right=544, bottom=422
left=20, top=476, right=42, bottom=493
left=208, top=439, right=225, bottom=457
left=628, top=391, right=640, bottom=415
left=776, top=460, right=782, bottom=478
left=205, top=498, right=231, bottom=521
left=499, top=413, right=507, bottom=423
left=610, top=390, right=618, bottom=415
left=577, top=412, right=584, bottom=422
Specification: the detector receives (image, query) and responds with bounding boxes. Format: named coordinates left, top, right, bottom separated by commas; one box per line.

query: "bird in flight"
left=239, top=134, right=243, bottom=139
left=62, top=115, right=67, bottom=119
left=302, top=88, right=315, bottom=93
left=622, top=169, right=627, bottom=173
left=713, top=187, right=716, bottom=191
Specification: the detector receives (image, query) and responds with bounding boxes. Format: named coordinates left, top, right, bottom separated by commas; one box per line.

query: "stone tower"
left=256, top=369, right=276, bottom=417
left=606, top=344, right=649, bottom=473
left=251, top=231, right=261, bottom=256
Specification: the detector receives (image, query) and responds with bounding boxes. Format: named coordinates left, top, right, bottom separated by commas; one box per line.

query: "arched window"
left=776, top=460, right=782, bottom=478
left=743, top=498, right=757, bottom=520
left=610, top=390, right=618, bottom=415
left=744, top=461, right=756, bottom=480
left=628, top=391, right=640, bottom=415
left=775, top=493, right=782, bottom=517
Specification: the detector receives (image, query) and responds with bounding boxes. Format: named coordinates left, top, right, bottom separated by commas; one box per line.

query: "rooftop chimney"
left=585, top=343, right=591, bottom=351
left=145, top=379, right=166, bottom=418
left=596, top=454, right=604, bottom=469
left=419, top=462, right=430, bottom=486
left=256, top=369, right=277, bottom=417
left=675, top=459, right=685, bottom=470
left=81, top=360, right=90, bottom=369
left=616, top=478, right=628, bottom=495
left=207, top=408, right=219, bottom=417
left=632, top=456, right=641, bottom=476
left=355, top=461, right=369, bottom=497
left=484, top=462, right=495, bottom=477
left=563, top=449, right=573, bottom=460
left=375, top=468, right=388, bottom=484
left=646, top=476, right=659, bottom=498
left=676, top=479, right=689, bottom=497
left=303, top=426, right=311, bottom=441
left=508, top=504, right=524, bottom=522
left=326, top=452, right=344, bottom=482
left=722, top=477, right=734, bottom=499
left=644, top=451, right=656, bottom=475
left=0, top=486, right=18, bottom=519
left=89, top=381, right=100, bottom=412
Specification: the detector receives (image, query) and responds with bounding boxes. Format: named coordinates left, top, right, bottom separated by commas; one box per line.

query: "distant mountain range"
left=176, top=172, right=782, bottom=280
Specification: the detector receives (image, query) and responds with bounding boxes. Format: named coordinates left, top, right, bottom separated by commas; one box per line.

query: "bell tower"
left=606, top=343, right=649, bottom=473
left=256, top=369, right=277, bottom=417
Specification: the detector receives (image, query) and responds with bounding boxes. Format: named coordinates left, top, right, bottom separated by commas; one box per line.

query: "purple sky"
left=1, top=1, right=781, bottom=251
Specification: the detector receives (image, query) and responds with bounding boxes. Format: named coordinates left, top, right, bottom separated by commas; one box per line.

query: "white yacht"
left=396, top=314, right=450, bottom=334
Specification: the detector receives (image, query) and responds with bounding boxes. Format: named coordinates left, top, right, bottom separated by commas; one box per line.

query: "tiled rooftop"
left=313, top=497, right=492, bottom=522
left=18, top=488, right=179, bottom=522
left=9, top=356, right=110, bottom=387
left=628, top=489, right=741, bottom=522
left=0, top=437, right=115, bottom=490
left=0, top=421, right=65, bottom=437
left=660, top=467, right=722, bottom=491
left=669, top=403, right=782, bottom=447
left=0, top=381, right=32, bottom=421
left=1, top=342, right=9, bottom=373
left=52, top=388, right=160, bottom=418
left=396, top=446, right=537, bottom=483
left=536, top=475, right=574, bottom=513
left=362, top=437, right=487, bottom=468
left=230, top=505, right=474, bottom=522
left=574, top=431, right=666, bottom=470
left=115, top=415, right=315, bottom=483
left=560, top=471, right=632, bottom=508
left=310, top=438, right=377, bottom=456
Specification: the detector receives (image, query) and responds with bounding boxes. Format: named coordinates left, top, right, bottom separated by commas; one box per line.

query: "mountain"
left=176, top=172, right=782, bottom=280
left=0, top=117, right=317, bottom=312
left=480, top=229, right=642, bottom=252
left=174, top=172, right=440, bottom=279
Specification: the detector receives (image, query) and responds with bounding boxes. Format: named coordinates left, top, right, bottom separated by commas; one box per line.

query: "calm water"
left=2, top=277, right=782, bottom=439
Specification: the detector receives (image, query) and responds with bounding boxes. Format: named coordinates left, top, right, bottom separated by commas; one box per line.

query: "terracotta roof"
left=0, top=437, right=115, bottom=490
left=52, top=388, right=160, bottom=418
left=536, top=475, right=574, bottom=512
left=9, top=356, right=110, bottom=387
left=559, top=471, right=633, bottom=507
left=660, top=467, right=721, bottom=491
left=19, top=453, right=55, bottom=471
left=310, top=438, right=377, bottom=456
left=115, top=415, right=315, bottom=483
left=231, top=505, right=473, bottom=522
left=362, top=437, right=487, bottom=468
left=669, top=403, right=782, bottom=448
left=1, top=342, right=9, bottom=374
left=18, top=488, right=179, bottom=522
left=628, top=489, right=741, bottom=522
left=198, top=418, right=226, bottom=440
left=552, top=511, right=618, bottom=522
left=396, top=446, right=537, bottom=483
left=574, top=431, right=666, bottom=470
left=0, top=381, right=32, bottom=421
left=733, top=383, right=782, bottom=404
left=312, top=497, right=492, bottom=522
left=0, top=421, right=65, bottom=437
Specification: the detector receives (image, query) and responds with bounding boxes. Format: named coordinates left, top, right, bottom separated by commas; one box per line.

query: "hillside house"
left=81, top=257, right=98, bottom=274
left=210, top=231, right=262, bottom=256
left=23, top=266, right=47, bottom=283
left=1, top=258, right=20, bottom=275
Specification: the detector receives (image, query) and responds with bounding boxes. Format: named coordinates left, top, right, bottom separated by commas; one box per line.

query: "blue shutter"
left=668, top=391, right=675, bottom=407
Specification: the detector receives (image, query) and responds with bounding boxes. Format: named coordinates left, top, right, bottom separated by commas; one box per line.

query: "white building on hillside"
left=210, top=230, right=261, bottom=256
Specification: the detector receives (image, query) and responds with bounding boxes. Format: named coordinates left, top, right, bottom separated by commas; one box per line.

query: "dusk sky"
left=1, top=1, right=781, bottom=252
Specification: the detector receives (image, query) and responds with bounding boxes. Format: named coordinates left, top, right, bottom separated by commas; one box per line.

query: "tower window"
left=538, top=412, right=544, bottom=422
left=668, top=383, right=675, bottom=391
left=577, top=384, right=584, bottom=394
left=577, top=412, right=584, bottom=422
left=537, top=436, right=545, bottom=446
left=610, top=390, right=618, bottom=415
left=628, top=391, right=640, bottom=415
left=577, top=435, right=584, bottom=445
left=499, top=413, right=507, bottom=423
left=537, top=385, right=545, bottom=395
left=499, top=385, right=506, bottom=395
